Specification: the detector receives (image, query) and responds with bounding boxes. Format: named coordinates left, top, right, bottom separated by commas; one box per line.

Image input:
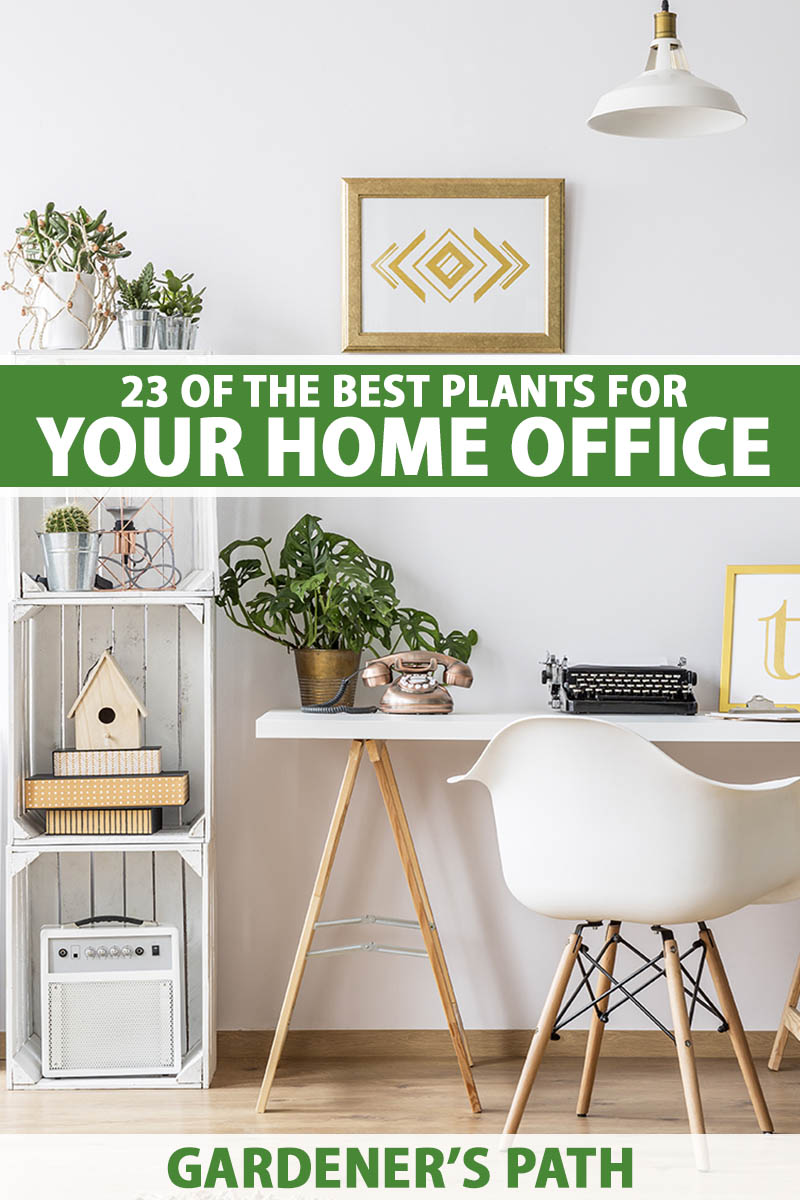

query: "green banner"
left=1, top=363, right=796, bottom=487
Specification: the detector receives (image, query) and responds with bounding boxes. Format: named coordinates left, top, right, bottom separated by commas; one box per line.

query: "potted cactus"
left=116, top=261, right=159, bottom=349
left=156, top=268, right=205, bottom=349
left=38, top=504, right=100, bottom=591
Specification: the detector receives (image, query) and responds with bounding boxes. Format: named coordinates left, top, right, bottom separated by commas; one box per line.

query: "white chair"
left=450, top=715, right=800, bottom=1136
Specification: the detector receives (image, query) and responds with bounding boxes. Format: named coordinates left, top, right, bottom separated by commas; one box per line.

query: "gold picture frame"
left=342, top=177, right=565, bottom=353
left=719, top=564, right=800, bottom=711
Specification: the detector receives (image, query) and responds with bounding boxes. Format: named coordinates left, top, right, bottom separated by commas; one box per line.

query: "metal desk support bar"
left=307, top=943, right=429, bottom=958
left=255, top=738, right=481, bottom=1115
left=314, top=914, right=423, bottom=930
left=309, top=915, right=429, bottom=955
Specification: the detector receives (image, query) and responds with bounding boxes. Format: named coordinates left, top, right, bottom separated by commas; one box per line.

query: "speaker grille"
left=48, top=979, right=176, bottom=1073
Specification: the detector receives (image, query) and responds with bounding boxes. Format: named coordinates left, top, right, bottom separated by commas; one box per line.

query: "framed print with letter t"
left=720, top=565, right=800, bottom=710
left=342, top=178, right=564, bottom=353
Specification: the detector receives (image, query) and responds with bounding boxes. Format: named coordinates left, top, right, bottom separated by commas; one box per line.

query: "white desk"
left=256, top=709, right=800, bottom=743
left=253, top=708, right=800, bottom=1116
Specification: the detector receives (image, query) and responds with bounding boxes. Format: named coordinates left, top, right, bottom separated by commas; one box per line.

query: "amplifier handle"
left=74, top=915, right=145, bottom=927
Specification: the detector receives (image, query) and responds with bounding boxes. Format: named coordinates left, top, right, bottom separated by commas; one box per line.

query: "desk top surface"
left=255, top=710, right=800, bottom=744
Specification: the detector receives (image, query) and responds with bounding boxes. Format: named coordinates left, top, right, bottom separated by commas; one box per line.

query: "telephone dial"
left=361, top=650, right=473, bottom=715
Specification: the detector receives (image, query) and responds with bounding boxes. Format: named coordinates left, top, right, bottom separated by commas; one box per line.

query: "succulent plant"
left=44, top=504, right=92, bottom=533
left=15, top=204, right=130, bottom=275
left=117, top=261, right=157, bottom=310
left=157, top=268, right=205, bottom=322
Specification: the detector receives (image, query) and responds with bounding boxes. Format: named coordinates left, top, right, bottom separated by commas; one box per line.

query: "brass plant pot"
left=293, top=648, right=361, bottom=708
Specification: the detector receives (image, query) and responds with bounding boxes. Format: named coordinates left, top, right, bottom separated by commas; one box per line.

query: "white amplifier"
left=41, top=918, right=181, bottom=1078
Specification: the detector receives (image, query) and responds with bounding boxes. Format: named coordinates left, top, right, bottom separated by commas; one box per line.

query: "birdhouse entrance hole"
left=98, top=707, right=116, bottom=724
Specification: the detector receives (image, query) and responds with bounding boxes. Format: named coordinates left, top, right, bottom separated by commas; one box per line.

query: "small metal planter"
left=38, top=531, right=100, bottom=591
left=118, top=308, right=159, bottom=350
left=294, top=648, right=361, bottom=708
left=157, top=315, right=199, bottom=350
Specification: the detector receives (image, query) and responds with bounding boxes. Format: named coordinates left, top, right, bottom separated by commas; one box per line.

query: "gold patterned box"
left=44, top=808, right=163, bottom=835
left=25, top=772, right=189, bottom=810
left=53, top=747, right=162, bottom=777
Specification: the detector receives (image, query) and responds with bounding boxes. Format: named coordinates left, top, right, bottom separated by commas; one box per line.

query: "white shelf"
left=10, top=1036, right=204, bottom=1089
left=15, top=1074, right=203, bottom=1091
left=16, top=589, right=215, bottom=607
left=11, top=825, right=206, bottom=853
left=13, top=351, right=214, bottom=363
left=3, top=495, right=219, bottom=1091
left=17, top=566, right=217, bottom=606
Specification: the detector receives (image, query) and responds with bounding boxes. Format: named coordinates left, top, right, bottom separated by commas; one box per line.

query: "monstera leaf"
left=279, top=514, right=331, bottom=577
left=217, top=515, right=478, bottom=660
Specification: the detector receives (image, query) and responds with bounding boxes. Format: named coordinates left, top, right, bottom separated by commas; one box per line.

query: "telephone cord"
left=301, top=668, right=378, bottom=715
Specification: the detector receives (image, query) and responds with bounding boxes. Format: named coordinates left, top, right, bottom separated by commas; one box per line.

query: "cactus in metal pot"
left=117, top=261, right=157, bottom=310
left=44, top=505, right=91, bottom=533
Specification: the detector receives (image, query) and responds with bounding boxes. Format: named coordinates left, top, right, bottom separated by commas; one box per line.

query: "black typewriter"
left=541, top=654, right=698, bottom=715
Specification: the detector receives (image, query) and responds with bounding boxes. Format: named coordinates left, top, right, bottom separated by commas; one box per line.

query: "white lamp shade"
left=588, top=32, right=746, bottom=138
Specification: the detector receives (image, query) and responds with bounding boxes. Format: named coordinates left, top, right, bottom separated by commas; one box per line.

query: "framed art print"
left=342, top=178, right=564, bottom=353
left=719, top=565, right=800, bottom=710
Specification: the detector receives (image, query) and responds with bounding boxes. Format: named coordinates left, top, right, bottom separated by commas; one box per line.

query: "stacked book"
left=25, top=747, right=189, bottom=835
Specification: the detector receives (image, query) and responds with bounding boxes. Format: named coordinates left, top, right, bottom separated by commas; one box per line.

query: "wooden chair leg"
left=769, top=950, right=800, bottom=1072
left=503, top=930, right=583, bottom=1136
left=576, top=920, right=621, bottom=1117
left=697, top=925, right=773, bottom=1133
left=255, top=740, right=364, bottom=1113
left=662, top=932, right=706, bottom=1135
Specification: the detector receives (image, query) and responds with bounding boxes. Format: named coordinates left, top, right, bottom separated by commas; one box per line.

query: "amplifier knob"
left=96, top=947, right=108, bottom=958
left=120, top=946, right=133, bottom=958
left=84, top=948, right=96, bottom=958
left=108, top=946, right=121, bottom=957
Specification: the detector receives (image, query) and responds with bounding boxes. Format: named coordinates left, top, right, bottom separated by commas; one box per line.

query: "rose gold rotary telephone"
left=361, top=650, right=473, bottom=715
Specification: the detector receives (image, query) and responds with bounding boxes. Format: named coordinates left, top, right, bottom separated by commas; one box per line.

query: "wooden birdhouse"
left=67, top=650, right=147, bottom=751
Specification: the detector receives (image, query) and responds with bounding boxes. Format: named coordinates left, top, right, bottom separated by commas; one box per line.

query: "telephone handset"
left=362, top=649, right=473, bottom=714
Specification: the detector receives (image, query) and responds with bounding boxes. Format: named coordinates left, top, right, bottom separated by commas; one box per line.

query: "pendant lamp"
left=588, top=2, right=746, bottom=138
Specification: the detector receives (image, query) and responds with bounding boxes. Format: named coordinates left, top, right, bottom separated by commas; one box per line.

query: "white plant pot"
left=39, top=271, right=96, bottom=349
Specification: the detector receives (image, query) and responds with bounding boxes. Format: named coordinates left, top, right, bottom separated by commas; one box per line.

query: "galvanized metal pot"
left=293, top=648, right=361, bottom=708
left=157, top=315, right=199, bottom=350
left=38, top=531, right=100, bottom=591
left=118, top=308, right=159, bottom=350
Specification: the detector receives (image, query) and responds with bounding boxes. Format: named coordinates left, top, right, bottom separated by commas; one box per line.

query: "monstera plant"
left=217, top=513, right=478, bottom=706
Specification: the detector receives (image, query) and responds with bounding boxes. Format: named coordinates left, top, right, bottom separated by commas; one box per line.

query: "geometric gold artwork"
left=343, top=177, right=564, bottom=353
left=371, top=228, right=529, bottom=304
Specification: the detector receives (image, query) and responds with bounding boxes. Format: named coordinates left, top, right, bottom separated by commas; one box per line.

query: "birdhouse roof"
left=67, top=650, right=148, bottom=719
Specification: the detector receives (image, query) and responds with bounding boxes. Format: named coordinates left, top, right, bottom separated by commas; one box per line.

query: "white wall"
left=216, top=495, right=800, bottom=1032
left=1, top=0, right=798, bottom=353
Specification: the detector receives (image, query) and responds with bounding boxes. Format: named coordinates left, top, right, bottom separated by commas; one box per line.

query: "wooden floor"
left=2, top=1039, right=799, bottom=1134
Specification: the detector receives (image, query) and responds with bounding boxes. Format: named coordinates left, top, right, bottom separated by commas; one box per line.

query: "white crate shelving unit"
left=2, top=492, right=218, bottom=1090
